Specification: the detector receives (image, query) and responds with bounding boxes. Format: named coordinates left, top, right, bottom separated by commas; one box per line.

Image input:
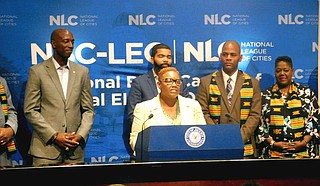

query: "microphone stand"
left=140, top=114, right=153, bottom=162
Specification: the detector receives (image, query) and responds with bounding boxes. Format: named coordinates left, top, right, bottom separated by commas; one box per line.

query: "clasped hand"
left=54, top=132, right=80, bottom=150
left=274, top=141, right=306, bottom=152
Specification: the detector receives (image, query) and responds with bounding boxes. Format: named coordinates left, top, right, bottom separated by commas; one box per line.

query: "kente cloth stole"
left=0, top=82, right=16, bottom=153
left=268, top=83, right=308, bottom=156
left=269, top=83, right=305, bottom=139
left=208, top=71, right=254, bottom=156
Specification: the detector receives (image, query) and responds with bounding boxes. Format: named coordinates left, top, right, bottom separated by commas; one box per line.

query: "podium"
left=135, top=124, right=244, bottom=162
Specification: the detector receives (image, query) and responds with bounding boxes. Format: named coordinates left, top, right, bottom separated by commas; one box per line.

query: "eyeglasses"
left=159, top=78, right=182, bottom=85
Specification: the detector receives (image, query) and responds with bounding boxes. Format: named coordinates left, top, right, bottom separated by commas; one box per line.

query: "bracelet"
left=270, top=140, right=275, bottom=148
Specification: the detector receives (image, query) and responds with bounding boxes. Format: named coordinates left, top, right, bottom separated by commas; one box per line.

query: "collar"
left=53, top=58, right=70, bottom=70
left=222, top=69, right=238, bottom=83
left=152, top=68, right=157, bottom=79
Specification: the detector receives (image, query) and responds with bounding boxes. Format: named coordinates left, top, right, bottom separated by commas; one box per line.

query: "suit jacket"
left=129, top=95, right=206, bottom=153
left=127, top=69, right=189, bottom=125
left=0, top=77, right=18, bottom=166
left=24, top=57, right=95, bottom=160
left=196, top=70, right=261, bottom=145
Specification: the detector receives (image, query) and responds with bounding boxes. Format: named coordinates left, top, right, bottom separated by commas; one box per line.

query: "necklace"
left=161, top=102, right=181, bottom=125
left=281, top=91, right=288, bottom=97
left=162, top=102, right=178, bottom=119
left=280, top=87, right=289, bottom=97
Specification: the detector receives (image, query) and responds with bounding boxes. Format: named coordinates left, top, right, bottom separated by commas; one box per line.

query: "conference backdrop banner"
left=0, top=0, right=318, bottom=165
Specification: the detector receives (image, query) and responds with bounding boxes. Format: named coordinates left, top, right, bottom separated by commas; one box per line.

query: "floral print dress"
left=257, top=81, right=319, bottom=158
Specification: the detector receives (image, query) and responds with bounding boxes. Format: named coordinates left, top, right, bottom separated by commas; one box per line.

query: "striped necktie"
left=226, top=78, right=232, bottom=106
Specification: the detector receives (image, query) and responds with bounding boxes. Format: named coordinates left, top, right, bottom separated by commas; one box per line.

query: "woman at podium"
left=129, top=67, right=206, bottom=155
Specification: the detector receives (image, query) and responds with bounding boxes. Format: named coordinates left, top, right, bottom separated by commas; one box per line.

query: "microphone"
left=225, top=113, right=240, bottom=124
left=142, top=114, right=154, bottom=131
left=140, top=113, right=154, bottom=161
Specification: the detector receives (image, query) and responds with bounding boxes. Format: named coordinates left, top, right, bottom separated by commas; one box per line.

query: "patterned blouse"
left=257, top=81, right=319, bottom=158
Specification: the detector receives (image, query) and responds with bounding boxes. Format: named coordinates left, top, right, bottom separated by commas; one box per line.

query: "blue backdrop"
left=0, top=0, right=318, bottom=165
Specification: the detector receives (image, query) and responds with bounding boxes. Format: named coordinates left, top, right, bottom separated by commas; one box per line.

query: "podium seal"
left=184, top=126, right=206, bottom=148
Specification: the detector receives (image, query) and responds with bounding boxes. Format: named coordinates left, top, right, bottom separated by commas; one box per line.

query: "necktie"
left=226, top=78, right=232, bottom=106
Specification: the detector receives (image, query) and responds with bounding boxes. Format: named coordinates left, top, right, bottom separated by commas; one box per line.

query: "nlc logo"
left=278, top=14, right=304, bottom=25
left=49, top=14, right=79, bottom=26
left=204, top=14, right=231, bottom=25
left=128, top=14, right=156, bottom=26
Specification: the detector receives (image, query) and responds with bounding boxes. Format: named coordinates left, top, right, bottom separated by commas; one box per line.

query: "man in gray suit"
left=0, top=76, right=18, bottom=167
left=24, top=28, right=95, bottom=166
left=196, top=40, right=261, bottom=158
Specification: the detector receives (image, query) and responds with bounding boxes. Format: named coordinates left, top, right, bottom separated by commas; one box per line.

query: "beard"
left=154, top=62, right=171, bottom=73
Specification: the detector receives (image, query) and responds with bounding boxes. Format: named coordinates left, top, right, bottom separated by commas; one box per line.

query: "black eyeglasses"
left=159, top=78, right=182, bottom=85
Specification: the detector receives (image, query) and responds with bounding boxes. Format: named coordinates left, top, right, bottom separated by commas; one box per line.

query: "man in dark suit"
left=196, top=40, right=261, bottom=158
left=24, top=28, right=95, bottom=166
left=127, top=43, right=189, bottom=126
left=125, top=43, right=189, bottom=158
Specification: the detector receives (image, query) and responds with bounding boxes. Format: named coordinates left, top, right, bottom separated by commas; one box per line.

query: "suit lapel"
left=178, top=96, right=190, bottom=125
left=150, top=96, right=165, bottom=124
left=216, top=71, right=230, bottom=110
left=45, top=58, right=65, bottom=102
left=147, top=70, right=158, bottom=97
left=232, top=71, right=245, bottom=108
left=230, top=70, right=244, bottom=111
left=66, top=61, right=76, bottom=102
